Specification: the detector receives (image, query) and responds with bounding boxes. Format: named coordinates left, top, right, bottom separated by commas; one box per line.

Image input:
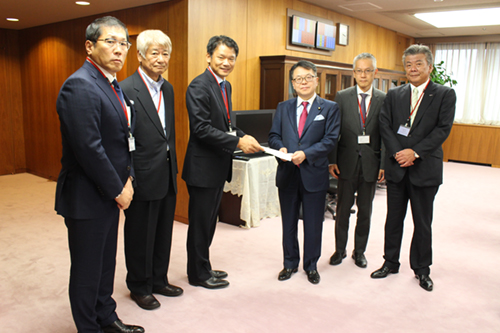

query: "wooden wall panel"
left=443, top=124, right=500, bottom=167
left=0, top=29, right=25, bottom=175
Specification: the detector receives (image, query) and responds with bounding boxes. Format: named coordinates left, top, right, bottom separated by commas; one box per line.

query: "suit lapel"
left=365, top=89, right=382, bottom=128
left=206, top=70, right=230, bottom=128
left=347, top=87, right=363, bottom=134
left=88, top=62, right=130, bottom=134
left=133, top=71, right=166, bottom=139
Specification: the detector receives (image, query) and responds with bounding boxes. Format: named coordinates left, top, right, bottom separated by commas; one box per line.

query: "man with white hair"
left=121, top=29, right=182, bottom=310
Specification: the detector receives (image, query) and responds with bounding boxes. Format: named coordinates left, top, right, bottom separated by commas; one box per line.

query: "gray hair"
left=403, top=44, right=433, bottom=65
left=353, top=53, right=377, bottom=69
left=137, top=30, right=172, bottom=58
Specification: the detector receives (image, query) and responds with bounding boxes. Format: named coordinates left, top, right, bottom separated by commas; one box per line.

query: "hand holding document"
left=262, top=146, right=292, bottom=161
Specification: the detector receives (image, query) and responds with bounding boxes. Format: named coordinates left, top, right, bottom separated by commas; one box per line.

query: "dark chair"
left=325, top=175, right=338, bottom=219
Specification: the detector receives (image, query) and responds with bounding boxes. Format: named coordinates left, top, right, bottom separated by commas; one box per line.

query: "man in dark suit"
left=182, top=35, right=262, bottom=289
left=371, top=44, right=456, bottom=291
left=269, top=60, right=340, bottom=284
left=120, top=30, right=182, bottom=310
left=56, top=16, right=144, bottom=333
left=328, top=53, right=386, bottom=269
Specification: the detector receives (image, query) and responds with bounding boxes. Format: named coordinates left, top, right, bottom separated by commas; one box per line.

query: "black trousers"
left=383, top=172, right=439, bottom=275
left=335, top=158, right=376, bottom=255
left=279, top=173, right=326, bottom=271
left=186, top=184, right=224, bottom=283
left=124, top=183, right=176, bottom=295
left=65, top=210, right=119, bottom=333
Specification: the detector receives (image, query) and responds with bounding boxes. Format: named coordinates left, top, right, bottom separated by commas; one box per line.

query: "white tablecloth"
left=223, top=155, right=280, bottom=228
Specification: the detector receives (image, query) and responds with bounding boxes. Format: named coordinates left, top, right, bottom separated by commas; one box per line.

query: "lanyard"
left=87, top=57, right=129, bottom=126
left=137, top=70, right=163, bottom=114
left=207, top=67, right=231, bottom=126
left=357, top=98, right=371, bottom=129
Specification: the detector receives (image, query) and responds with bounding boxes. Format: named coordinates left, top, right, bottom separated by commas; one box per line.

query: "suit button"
left=298, top=143, right=301, bottom=146
left=127, top=166, right=131, bottom=171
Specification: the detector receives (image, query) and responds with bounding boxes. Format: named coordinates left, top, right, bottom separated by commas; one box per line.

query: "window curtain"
left=434, top=42, right=500, bottom=125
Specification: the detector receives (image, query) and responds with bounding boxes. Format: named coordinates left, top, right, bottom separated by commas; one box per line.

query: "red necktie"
left=298, top=101, right=308, bottom=138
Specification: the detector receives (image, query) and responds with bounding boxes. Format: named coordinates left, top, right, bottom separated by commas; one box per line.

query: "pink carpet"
left=0, top=161, right=499, bottom=332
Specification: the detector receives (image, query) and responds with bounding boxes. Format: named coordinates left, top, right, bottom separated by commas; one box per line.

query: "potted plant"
left=430, top=61, right=457, bottom=87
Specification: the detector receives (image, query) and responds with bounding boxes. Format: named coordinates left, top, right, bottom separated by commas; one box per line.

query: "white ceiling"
left=1, top=0, right=500, bottom=38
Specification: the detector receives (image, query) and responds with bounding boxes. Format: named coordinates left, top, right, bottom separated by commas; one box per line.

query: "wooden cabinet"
left=260, top=55, right=406, bottom=108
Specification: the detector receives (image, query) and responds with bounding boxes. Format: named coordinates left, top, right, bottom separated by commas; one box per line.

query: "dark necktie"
left=298, top=101, right=309, bottom=138
left=112, top=79, right=125, bottom=104
left=360, top=93, right=368, bottom=130
left=220, top=81, right=227, bottom=100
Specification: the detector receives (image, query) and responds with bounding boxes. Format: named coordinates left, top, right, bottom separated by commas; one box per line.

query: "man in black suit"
left=182, top=36, right=262, bottom=289
left=120, top=30, right=182, bottom=310
left=269, top=60, right=340, bottom=284
left=328, top=53, right=386, bottom=269
left=371, top=45, right=456, bottom=291
left=56, top=16, right=144, bottom=333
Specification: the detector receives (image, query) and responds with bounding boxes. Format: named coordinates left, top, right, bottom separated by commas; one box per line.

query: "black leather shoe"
left=102, top=319, right=145, bottom=333
left=370, top=266, right=399, bottom=279
left=415, top=274, right=433, bottom=291
left=306, top=270, right=320, bottom=284
left=278, top=267, right=298, bottom=281
left=153, top=284, right=183, bottom=297
left=130, top=293, right=160, bottom=310
left=329, top=252, right=346, bottom=265
left=211, top=270, right=228, bottom=279
left=190, top=276, right=229, bottom=289
left=352, top=252, right=367, bottom=268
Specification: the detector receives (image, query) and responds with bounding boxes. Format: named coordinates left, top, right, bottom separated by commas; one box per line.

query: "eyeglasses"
left=292, top=75, right=317, bottom=84
left=354, top=69, right=375, bottom=75
left=97, top=38, right=132, bottom=50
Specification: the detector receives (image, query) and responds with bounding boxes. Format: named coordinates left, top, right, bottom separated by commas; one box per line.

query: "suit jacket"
left=55, top=60, right=135, bottom=219
left=182, top=69, right=244, bottom=188
left=329, top=86, right=386, bottom=182
left=120, top=70, right=177, bottom=200
left=379, top=80, right=456, bottom=186
left=269, top=96, right=340, bottom=192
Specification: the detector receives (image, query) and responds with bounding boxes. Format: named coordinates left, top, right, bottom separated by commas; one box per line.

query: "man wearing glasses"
left=328, top=53, right=386, bottom=269
left=56, top=16, right=144, bottom=333
left=269, top=60, right=340, bottom=284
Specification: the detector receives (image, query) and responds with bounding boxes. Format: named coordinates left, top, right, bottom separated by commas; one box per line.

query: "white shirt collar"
left=356, top=85, right=373, bottom=97
left=297, top=93, right=317, bottom=108
left=410, top=79, right=430, bottom=93
left=87, top=58, right=116, bottom=84
left=139, top=66, right=164, bottom=92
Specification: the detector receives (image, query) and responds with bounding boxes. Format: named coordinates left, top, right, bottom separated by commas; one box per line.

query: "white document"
left=263, top=146, right=292, bottom=161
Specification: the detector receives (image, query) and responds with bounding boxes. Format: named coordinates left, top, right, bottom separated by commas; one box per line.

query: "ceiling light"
left=415, top=8, right=500, bottom=28
left=6, top=18, right=19, bottom=22
left=76, top=1, right=90, bottom=5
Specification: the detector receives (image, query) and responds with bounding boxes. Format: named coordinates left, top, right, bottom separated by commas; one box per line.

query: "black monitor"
left=232, top=109, right=276, bottom=146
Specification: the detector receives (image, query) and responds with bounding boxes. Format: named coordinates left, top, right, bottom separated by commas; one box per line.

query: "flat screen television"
left=290, top=15, right=316, bottom=48
left=232, top=109, right=276, bottom=147
left=315, top=21, right=336, bottom=51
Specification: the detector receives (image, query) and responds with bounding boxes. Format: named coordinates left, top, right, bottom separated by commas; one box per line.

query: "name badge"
left=227, top=130, right=237, bottom=136
left=358, top=135, right=370, bottom=144
left=397, top=124, right=411, bottom=137
left=128, top=136, right=136, bottom=152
